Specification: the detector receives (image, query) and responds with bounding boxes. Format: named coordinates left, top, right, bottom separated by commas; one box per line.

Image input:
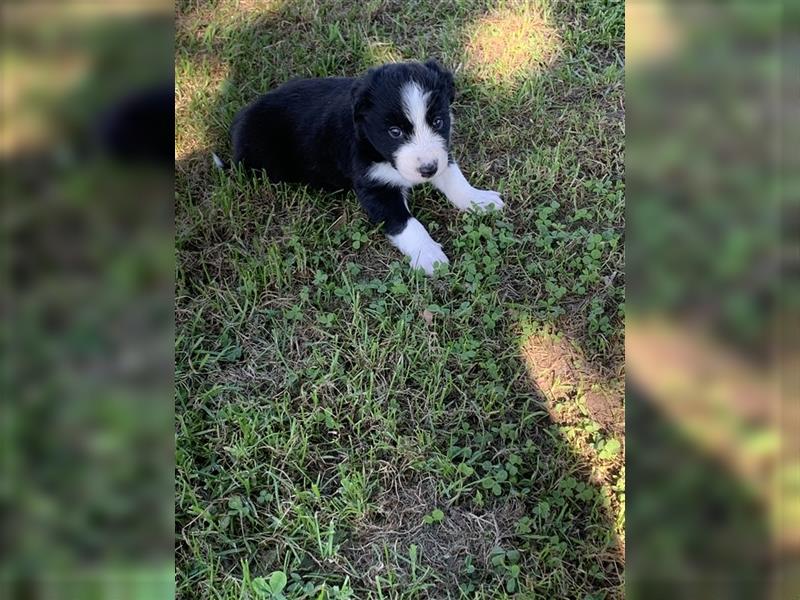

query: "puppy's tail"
left=211, top=152, right=229, bottom=171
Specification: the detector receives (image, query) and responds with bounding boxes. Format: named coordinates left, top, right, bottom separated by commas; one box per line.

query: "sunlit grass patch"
left=1, top=51, right=89, bottom=156
left=233, top=0, right=285, bottom=14
left=626, top=1, right=682, bottom=68
left=518, top=320, right=625, bottom=540
left=363, top=38, right=404, bottom=66
left=175, top=55, right=230, bottom=159
left=464, top=2, right=560, bottom=86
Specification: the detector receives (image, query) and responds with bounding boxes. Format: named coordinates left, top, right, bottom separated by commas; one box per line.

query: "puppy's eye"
left=432, top=116, right=444, bottom=130
left=388, top=126, right=403, bottom=138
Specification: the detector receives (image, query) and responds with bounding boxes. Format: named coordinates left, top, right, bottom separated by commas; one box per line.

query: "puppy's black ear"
left=425, top=58, right=455, bottom=104
left=351, top=74, right=372, bottom=123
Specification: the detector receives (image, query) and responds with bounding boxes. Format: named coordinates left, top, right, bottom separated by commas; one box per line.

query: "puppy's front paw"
left=465, top=189, right=504, bottom=211
left=409, top=242, right=449, bottom=276
left=388, top=218, right=450, bottom=276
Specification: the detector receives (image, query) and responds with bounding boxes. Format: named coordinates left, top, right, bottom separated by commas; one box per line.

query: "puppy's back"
left=231, top=77, right=356, bottom=187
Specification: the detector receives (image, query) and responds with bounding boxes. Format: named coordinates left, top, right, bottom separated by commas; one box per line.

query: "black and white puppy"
left=223, top=59, right=504, bottom=274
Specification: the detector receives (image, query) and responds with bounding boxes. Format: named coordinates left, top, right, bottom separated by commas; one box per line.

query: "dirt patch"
left=521, top=330, right=587, bottom=401
left=342, top=478, right=523, bottom=592
left=520, top=327, right=624, bottom=433
left=585, top=389, right=624, bottom=433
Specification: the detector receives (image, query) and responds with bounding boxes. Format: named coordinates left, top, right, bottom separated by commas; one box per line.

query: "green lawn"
left=175, top=0, right=624, bottom=597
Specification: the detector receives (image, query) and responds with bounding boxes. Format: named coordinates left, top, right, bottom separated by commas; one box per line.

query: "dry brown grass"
left=342, top=477, right=524, bottom=592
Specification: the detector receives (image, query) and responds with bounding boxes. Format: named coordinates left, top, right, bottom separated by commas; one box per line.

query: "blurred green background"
left=2, top=2, right=174, bottom=598
left=626, top=1, right=796, bottom=598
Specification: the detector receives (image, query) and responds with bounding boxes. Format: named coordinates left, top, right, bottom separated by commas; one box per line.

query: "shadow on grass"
left=174, top=0, right=769, bottom=597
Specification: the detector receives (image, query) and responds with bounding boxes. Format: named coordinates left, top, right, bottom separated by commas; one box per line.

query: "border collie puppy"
left=221, top=59, right=504, bottom=274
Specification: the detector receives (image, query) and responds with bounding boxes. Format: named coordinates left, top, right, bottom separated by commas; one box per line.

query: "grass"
left=175, top=0, right=625, bottom=597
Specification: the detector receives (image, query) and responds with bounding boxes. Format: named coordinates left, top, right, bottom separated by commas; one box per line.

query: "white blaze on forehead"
left=401, top=81, right=432, bottom=129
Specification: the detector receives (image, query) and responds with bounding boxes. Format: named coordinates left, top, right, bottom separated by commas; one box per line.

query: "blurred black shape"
left=97, top=82, right=174, bottom=167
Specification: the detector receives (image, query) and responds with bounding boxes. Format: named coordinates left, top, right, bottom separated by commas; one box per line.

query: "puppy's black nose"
left=418, top=161, right=438, bottom=178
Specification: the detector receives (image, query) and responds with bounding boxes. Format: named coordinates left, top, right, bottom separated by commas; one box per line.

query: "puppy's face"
left=353, top=60, right=454, bottom=185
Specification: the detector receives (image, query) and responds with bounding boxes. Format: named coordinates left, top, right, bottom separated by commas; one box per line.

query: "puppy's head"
left=352, top=59, right=454, bottom=184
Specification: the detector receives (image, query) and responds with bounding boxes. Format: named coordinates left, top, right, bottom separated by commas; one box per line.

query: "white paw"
left=388, top=218, right=450, bottom=276
left=463, top=188, right=504, bottom=211
left=409, top=242, right=449, bottom=276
